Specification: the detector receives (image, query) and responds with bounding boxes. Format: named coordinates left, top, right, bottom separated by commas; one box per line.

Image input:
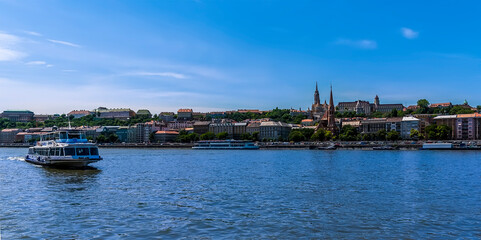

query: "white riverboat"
left=193, top=140, right=259, bottom=150
left=25, top=130, right=102, bottom=168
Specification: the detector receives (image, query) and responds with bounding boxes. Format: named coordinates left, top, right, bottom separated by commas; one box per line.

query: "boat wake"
left=7, top=156, right=26, bottom=162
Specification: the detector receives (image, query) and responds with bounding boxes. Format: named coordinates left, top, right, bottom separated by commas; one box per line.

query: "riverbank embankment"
left=3, top=141, right=481, bottom=150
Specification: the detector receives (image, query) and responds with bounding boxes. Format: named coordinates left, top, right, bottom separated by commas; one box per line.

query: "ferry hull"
left=25, top=156, right=102, bottom=168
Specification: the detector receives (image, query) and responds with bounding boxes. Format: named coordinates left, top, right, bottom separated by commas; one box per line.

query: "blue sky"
left=0, top=0, right=480, bottom=114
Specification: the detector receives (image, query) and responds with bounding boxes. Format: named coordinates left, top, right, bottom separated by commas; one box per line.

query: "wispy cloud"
left=0, top=32, right=26, bottom=61
left=48, top=39, right=81, bottom=48
left=26, top=60, right=47, bottom=65
left=23, top=30, right=42, bottom=37
left=26, top=60, right=53, bottom=67
left=62, top=69, right=77, bottom=72
left=335, top=38, right=377, bottom=49
left=401, top=27, right=419, bottom=39
left=133, top=72, right=188, bottom=79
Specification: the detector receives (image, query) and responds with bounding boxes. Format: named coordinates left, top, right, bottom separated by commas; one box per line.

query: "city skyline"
left=0, top=1, right=480, bottom=113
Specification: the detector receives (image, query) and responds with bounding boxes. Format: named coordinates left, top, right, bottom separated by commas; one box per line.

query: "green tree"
left=311, top=129, right=326, bottom=141
left=240, top=133, right=252, bottom=140
left=252, top=131, right=260, bottom=141
left=409, top=129, right=420, bottom=139
left=390, top=109, right=398, bottom=117
left=149, top=132, right=156, bottom=143
left=108, top=134, right=119, bottom=143
left=386, top=130, right=400, bottom=141
left=370, top=111, right=384, bottom=118
left=188, top=133, right=199, bottom=142
left=299, top=128, right=315, bottom=140
left=200, top=132, right=215, bottom=140
left=96, top=134, right=107, bottom=143
left=416, top=99, right=430, bottom=114
left=216, top=132, right=229, bottom=140
left=417, top=99, right=430, bottom=109
left=288, top=131, right=305, bottom=142
left=376, top=129, right=387, bottom=141
left=425, top=124, right=452, bottom=140
left=436, top=125, right=451, bottom=140
left=324, top=131, right=333, bottom=141
left=449, top=106, right=475, bottom=115
left=339, top=125, right=359, bottom=141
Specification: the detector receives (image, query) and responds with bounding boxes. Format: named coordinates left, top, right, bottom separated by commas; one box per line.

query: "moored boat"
left=193, top=140, right=259, bottom=150
left=373, top=145, right=396, bottom=150
left=421, top=142, right=453, bottom=150
left=318, top=144, right=337, bottom=150
left=25, top=130, right=102, bottom=168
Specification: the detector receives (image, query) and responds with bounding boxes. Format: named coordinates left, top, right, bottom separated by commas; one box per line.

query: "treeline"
left=410, top=99, right=479, bottom=115
left=0, top=114, right=154, bottom=130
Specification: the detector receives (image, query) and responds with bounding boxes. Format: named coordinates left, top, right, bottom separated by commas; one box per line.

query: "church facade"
left=337, top=95, right=403, bottom=115
left=310, top=83, right=338, bottom=135
left=310, top=82, right=328, bottom=121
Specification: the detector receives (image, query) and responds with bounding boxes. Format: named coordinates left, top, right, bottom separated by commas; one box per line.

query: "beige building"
left=177, top=109, right=193, bottom=120
left=259, top=121, right=291, bottom=140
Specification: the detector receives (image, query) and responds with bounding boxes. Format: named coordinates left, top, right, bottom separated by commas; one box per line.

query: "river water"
left=1, top=148, right=481, bottom=239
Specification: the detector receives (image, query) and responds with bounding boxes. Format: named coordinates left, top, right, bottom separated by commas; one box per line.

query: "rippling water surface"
left=1, top=148, right=481, bottom=239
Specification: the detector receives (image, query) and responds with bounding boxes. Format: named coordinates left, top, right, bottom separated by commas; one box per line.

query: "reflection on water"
left=41, top=166, right=101, bottom=193
left=2, top=148, right=481, bottom=239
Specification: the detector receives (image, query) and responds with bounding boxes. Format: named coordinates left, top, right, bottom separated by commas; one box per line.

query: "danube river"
left=1, top=148, right=481, bottom=239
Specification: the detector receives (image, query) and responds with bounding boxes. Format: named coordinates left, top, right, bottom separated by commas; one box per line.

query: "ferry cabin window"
left=65, top=148, right=75, bottom=156
left=76, top=148, right=89, bottom=156
left=28, top=148, right=34, bottom=154
left=38, top=149, right=47, bottom=156
left=90, top=147, right=99, bottom=155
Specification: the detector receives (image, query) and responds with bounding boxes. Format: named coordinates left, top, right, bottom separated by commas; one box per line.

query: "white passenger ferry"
left=25, top=130, right=102, bottom=168
left=193, top=140, right=259, bottom=150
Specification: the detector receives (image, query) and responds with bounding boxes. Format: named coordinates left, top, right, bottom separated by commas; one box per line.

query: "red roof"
left=68, top=110, right=91, bottom=115
left=155, top=131, right=179, bottom=135
left=430, top=102, right=452, bottom=107
left=178, top=109, right=193, bottom=113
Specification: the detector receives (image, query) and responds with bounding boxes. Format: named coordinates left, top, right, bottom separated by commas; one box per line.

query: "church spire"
left=313, top=82, right=320, bottom=105
left=327, top=84, right=337, bottom=134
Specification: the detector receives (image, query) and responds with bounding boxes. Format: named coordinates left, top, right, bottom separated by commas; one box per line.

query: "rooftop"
left=433, top=115, right=457, bottom=119
left=402, top=116, right=420, bottom=121
left=155, top=131, right=179, bottom=135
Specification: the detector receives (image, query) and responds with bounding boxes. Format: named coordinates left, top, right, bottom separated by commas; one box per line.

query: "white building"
left=401, top=116, right=420, bottom=139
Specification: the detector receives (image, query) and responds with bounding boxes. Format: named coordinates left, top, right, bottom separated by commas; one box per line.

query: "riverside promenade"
left=3, top=141, right=481, bottom=150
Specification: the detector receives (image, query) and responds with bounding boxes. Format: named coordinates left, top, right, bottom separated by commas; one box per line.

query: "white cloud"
left=133, top=72, right=188, bottom=79
left=62, top=69, right=77, bottom=72
left=47, top=39, right=81, bottom=48
left=0, top=32, right=26, bottom=61
left=335, top=38, right=377, bottom=49
left=401, top=27, right=419, bottom=39
left=23, top=31, right=42, bottom=36
left=26, top=61, right=53, bottom=67
left=26, top=60, right=47, bottom=65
